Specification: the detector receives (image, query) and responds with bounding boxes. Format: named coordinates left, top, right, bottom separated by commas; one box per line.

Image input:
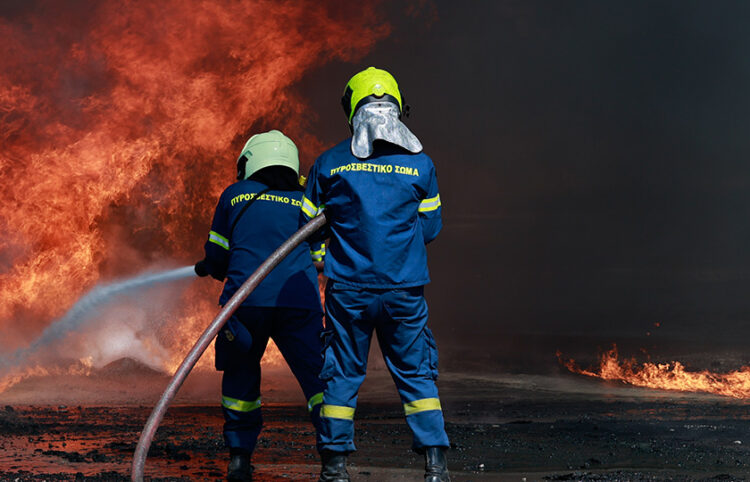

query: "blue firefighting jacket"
left=300, top=139, right=442, bottom=288
left=202, top=179, right=323, bottom=311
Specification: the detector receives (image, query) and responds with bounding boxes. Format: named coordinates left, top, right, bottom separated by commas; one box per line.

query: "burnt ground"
left=1, top=367, right=750, bottom=481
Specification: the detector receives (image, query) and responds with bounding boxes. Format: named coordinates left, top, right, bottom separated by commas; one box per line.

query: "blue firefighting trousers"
left=318, top=282, right=450, bottom=453
left=219, top=306, right=324, bottom=453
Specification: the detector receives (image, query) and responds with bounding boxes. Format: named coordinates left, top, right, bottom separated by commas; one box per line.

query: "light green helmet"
left=236, top=129, right=299, bottom=181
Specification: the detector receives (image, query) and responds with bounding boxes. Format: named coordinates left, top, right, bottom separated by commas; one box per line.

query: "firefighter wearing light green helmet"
left=236, top=129, right=299, bottom=181
left=197, top=127, right=325, bottom=481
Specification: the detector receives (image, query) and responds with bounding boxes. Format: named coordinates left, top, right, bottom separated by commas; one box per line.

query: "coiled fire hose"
left=131, top=213, right=327, bottom=481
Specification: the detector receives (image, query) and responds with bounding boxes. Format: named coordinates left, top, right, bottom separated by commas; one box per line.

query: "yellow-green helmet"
left=236, top=130, right=299, bottom=181
left=341, top=67, right=403, bottom=124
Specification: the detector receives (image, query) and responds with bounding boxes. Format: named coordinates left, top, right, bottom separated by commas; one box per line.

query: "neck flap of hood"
left=350, top=102, right=422, bottom=159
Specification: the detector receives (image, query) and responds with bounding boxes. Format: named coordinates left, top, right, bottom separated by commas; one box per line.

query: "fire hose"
left=131, top=213, right=327, bottom=481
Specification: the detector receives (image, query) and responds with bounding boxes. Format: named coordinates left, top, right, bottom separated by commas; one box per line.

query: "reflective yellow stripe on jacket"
left=418, top=194, right=441, bottom=213
left=311, top=243, right=326, bottom=262
left=301, top=196, right=322, bottom=219
left=209, top=230, right=230, bottom=250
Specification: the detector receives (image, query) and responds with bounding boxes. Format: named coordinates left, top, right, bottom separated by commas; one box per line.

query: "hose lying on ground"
left=131, top=213, right=327, bottom=481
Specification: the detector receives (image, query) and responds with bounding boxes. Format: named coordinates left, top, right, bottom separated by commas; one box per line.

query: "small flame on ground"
left=559, top=345, right=750, bottom=399
left=0, top=358, right=94, bottom=393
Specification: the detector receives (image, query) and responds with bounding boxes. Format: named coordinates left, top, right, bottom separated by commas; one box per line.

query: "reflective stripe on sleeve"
left=320, top=404, right=355, bottom=420
left=403, top=397, right=442, bottom=416
left=301, top=196, right=320, bottom=218
left=310, top=243, right=326, bottom=262
left=208, top=230, right=230, bottom=250
left=418, top=194, right=441, bottom=213
left=307, top=392, right=324, bottom=412
left=222, top=395, right=261, bottom=412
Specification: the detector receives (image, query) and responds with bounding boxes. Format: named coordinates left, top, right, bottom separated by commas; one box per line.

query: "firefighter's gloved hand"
left=194, top=259, right=210, bottom=277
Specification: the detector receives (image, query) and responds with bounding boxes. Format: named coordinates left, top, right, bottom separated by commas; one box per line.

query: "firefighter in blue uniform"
left=195, top=130, right=325, bottom=481
left=301, top=67, right=450, bottom=482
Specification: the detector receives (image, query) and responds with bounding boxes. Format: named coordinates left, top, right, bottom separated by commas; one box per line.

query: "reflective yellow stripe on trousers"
left=307, top=392, right=324, bottom=412
left=320, top=404, right=355, bottom=420
left=222, top=395, right=261, bottom=412
left=403, top=398, right=442, bottom=416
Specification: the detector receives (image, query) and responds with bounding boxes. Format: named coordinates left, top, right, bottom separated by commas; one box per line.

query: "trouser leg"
left=317, top=285, right=375, bottom=453
left=271, top=308, right=325, bottom=433
left=377, top=287, right=450, bottom=451
left=220, top=307, right=271, bottom=453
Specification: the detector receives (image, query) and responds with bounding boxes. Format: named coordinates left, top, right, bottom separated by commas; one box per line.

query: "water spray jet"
left=0, top=265, right=197, bottom=389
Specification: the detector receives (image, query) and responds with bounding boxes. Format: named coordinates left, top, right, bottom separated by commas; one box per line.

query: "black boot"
left=424, top=447, right=450, bottom=482
left=318, top=450, right=350, bottom=482
left=227, top=453, right=254, bottom=481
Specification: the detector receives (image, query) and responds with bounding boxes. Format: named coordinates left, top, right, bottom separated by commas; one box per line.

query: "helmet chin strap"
left=236, top=155, right=249, bottom=180
left=350, top=102, right=422, bottom=159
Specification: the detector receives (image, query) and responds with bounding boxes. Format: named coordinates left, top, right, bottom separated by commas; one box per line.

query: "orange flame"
left=0, top=0, right=389, bottom=384
left=559, top=345, right=750, bottom=399
left=0, top=358, right=94, bottom=393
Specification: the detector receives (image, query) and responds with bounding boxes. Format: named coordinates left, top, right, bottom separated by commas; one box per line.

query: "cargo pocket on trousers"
left=214, top=324, right=231, bottom=371
left=214, top=319, right=250, bottom=371
left=319, top=329, right=335, bottom=381
left=424, top=327, right=439, bottom=381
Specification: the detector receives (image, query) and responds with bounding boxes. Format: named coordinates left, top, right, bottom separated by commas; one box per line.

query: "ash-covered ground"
left=1, top=353, right=750, bottom=481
